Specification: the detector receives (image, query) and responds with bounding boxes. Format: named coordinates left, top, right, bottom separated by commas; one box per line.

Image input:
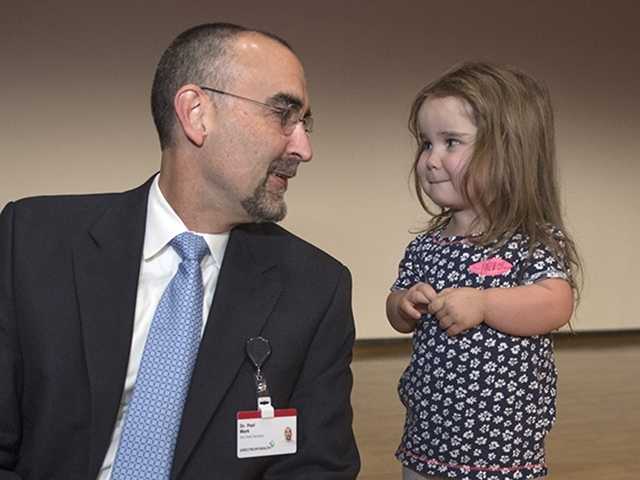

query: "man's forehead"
left=227, top=32, right=308, bottom=104
left=233, top=32, right=293, bottom=58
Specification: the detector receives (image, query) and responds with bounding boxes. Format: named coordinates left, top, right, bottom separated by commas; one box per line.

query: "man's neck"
left=158, top=153, right=237, bottom=234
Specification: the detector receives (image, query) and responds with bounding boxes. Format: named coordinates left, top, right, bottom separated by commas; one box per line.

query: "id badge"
left=238, top=336, right=298, bottom=459
left=236, top=408, right=297, bottom=458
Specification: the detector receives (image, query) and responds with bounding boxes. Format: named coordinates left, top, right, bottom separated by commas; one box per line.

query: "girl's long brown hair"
left=409, top=61, right=582, bottom=300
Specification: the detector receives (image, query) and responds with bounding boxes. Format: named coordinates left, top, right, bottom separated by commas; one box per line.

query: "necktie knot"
left=170, top=232, right=209, bottom=262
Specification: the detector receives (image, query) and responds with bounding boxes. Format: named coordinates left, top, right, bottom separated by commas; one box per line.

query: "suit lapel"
left=72, top=180, right=151, bottom=479
left=172, top=225, right=283, bottom=477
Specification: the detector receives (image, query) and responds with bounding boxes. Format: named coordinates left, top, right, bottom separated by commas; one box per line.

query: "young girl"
left=387, top=62, right=581, bottom=480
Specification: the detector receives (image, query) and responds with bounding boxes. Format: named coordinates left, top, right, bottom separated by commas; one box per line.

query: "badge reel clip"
left=246, top=336, right=274, bottom=418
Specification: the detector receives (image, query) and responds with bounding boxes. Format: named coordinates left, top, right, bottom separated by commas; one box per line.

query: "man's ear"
left=174, top=85, right=212, bottom=147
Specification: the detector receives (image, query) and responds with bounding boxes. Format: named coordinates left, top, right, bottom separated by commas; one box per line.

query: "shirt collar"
left=143, top=175, right=230, bottom=267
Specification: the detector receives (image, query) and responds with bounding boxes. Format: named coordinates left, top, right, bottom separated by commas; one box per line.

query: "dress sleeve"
left=521, top=227, right=570, bottom=285
left=391, top=235, right=423, bottom=291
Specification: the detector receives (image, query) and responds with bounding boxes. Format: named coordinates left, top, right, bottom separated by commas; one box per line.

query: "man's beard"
left=241, top=180, right=287, bottom=223
left=241, top=158, right=298, bottom=223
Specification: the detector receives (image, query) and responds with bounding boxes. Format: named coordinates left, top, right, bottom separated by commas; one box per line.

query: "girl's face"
left=416, top=96, right=477, bottom=213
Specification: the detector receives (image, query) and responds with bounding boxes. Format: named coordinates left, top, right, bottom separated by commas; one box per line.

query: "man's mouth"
left=267, top=161, right=298, bottom=190
left=273, top=171, right=295, bottom=181
left=267, top=167, right=297, bottom=193
left=271, top=165, right=297, bottom=180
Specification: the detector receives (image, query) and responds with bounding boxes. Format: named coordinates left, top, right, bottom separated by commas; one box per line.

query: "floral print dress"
left=392, top=227, right=568, bottom=480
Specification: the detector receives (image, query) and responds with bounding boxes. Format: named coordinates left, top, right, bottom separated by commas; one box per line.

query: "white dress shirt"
left=98, top=175, right=230, bottom=480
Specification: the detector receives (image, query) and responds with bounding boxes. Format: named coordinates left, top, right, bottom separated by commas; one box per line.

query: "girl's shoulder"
left=500, top=225, right=569, bottom=269
left=501, top=224, right=565, bottom=246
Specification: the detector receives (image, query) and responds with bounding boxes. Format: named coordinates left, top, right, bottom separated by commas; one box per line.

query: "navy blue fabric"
left=393, top=227, right=568, bottom=480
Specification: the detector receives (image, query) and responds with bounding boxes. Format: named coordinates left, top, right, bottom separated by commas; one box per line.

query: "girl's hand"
left=386, top=283, right=437, bottom=333
left=398, top=282, right=438, bottom=321
left=428, top=287, right=485, bottom=336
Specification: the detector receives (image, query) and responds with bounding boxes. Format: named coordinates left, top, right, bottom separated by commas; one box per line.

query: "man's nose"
left=287, top=123, right=313, bottom=162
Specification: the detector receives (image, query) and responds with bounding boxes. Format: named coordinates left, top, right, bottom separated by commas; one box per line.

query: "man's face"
left=201, top=33, right=313, bottom=225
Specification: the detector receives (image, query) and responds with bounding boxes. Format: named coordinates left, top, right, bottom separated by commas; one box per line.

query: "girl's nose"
left=425, top=150, right=441, bottom=170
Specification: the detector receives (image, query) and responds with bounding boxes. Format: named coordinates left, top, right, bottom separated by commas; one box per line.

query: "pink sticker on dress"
left=468, top=257, right=512, bottom=276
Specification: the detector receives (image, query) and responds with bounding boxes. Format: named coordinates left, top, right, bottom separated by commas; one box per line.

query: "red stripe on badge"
left=237, top=411, right=262, bottom=420
left=237, top=408, right=298, bottom=420
left=274, top=408, right=297, bottom=417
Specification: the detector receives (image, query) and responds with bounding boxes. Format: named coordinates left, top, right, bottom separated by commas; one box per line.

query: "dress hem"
left=397, top=446, right=548, bottom=479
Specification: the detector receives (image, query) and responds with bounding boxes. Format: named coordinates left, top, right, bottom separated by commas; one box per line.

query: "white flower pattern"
left=393, top=227, right=568, bottom=479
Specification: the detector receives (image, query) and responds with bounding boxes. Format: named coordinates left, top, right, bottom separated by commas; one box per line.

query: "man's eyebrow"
left=268, top=92, right=304, bottom=110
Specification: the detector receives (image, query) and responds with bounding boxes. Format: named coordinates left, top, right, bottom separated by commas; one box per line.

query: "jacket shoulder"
left=240, top=222, right=348, bottom=276
left=2, top=180, right=151, bottom=240
left=4, top=180, right=151, bottom=228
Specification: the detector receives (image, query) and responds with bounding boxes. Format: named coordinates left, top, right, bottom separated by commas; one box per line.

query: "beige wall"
left=2, top=1, right=639, bottom=338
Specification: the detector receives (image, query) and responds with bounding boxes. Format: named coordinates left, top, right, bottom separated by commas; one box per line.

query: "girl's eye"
left=422, top=141, right=433, bottom=151
left=445, top=138, right=461, bottom=149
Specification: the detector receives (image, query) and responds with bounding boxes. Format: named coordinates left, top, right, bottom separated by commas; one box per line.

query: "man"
left=0, top=23, right=360, bottom=479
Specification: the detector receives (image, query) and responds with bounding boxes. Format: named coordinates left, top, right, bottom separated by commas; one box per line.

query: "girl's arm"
left=386, top=283, right=438, bottom=333
left=429, top=278, right=573, bottom=337
left=483, top=279, right=573, bottom=335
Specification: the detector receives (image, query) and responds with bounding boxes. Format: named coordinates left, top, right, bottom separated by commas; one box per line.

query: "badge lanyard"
left=237, top=336, right=298, bottom=459
left=246, top=336, right=274, bottom=418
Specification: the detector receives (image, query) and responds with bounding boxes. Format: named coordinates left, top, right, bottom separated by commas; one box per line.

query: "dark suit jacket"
left=0, top=178, right=360, bottom=479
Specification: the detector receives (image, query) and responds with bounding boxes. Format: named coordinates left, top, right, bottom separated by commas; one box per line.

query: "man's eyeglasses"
left=200, top=86, right=313, bottom=135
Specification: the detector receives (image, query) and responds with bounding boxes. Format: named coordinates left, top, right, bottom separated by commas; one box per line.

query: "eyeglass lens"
left=282, top=108, right=313, bottom=135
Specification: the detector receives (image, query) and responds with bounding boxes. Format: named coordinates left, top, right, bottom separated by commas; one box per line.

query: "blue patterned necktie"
left=111, top=232, right=210, bottom=480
